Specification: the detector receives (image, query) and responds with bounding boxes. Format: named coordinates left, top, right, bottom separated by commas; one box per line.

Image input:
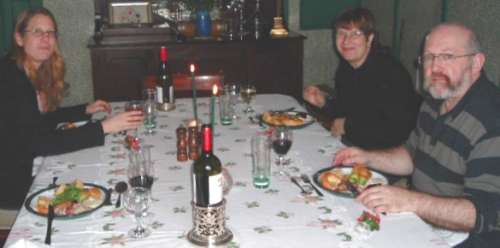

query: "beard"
left=423, top=72, right=470, bottom=100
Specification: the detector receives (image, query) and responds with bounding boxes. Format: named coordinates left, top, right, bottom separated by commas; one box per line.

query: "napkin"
left=8, top=239, right=49, bottom=248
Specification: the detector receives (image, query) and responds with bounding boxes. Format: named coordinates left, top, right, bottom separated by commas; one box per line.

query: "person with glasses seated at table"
left=0, top=8, right=144, bottom=213
left=303, top=8, right=421, bottom=151
left=334, top=23, right=500, bottom=248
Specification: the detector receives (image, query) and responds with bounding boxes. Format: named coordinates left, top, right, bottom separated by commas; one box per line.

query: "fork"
left=300, top=174, right=323, bottom=197
left=290, top=177, right=309, bottom=195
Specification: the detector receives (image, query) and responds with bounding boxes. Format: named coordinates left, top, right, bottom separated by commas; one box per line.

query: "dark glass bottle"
left=191, top=124, right=223, bottom=207
left=157, top=46, right=173, bottom=104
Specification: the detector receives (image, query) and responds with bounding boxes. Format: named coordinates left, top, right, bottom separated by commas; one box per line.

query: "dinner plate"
left=259, top=111, right=315, bottom=129
left=432, top=226, right=469, bottom=247
left=24, top=183, right=108, bottom=219
left=312, top=167, right=388, bottom=198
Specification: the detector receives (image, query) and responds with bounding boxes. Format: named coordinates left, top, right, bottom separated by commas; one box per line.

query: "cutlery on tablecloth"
left=49, top=177, right=58, bottom=188
left=45, top=205, right=54, bottom=245
left=290, top=177, right=310, bottom=195
left=115, top=181, right=128, bottom=208
left=345, top=180, right=360, bottom=197
left=300, top=174, right=323, bottom=197
left=104, top=188, right=113, bottom=206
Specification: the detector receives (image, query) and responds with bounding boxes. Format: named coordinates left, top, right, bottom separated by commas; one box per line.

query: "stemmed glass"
left=240, top=84, right=256, bottom=113
left=124, top=100, right=144, bottom=146
left=142, top=89, right=157, bottom=135
left=271, top=126, right=293, bottom=166
left=128, top=146, right=155, bottom=190
left=123, top=186, right=151, bottom=239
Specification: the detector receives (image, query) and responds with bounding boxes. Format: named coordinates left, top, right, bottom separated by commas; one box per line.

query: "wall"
left=44, top=0, right=94, bottom=106
left=44, top=0, right=500, bottom=106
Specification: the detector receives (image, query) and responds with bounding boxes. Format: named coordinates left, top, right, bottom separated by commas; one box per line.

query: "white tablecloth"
left=6, top=94, right=456, bottom=248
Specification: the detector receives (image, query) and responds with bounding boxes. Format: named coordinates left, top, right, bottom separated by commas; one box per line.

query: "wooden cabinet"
left=89, top=32, right=304, bottom=101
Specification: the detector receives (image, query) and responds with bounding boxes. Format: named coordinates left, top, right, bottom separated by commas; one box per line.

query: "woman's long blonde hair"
left=11, top=7, right=65, bottom=112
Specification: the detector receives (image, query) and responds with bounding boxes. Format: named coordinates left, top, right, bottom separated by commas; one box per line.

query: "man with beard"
left=333, top=23, right=500, bottom=248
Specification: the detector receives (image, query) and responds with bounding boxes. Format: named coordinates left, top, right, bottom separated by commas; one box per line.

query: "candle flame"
left=213, top=85, right=218, bottom=95
left=189, top=64, right=195, bottom=73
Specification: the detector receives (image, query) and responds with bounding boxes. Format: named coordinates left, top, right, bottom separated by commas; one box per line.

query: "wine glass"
left=142, top=89, right=157, bottom=135
left=271, top=126, right=293, bottom=166
left=124, top=100, right=144, bottom=144
left=240, top=84, right=256, bottom=113
left=128, top=146, right=155, bottom=190
left=123, top=186, right=151, bottom=239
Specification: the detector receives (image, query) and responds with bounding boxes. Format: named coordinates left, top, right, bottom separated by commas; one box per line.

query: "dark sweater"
left=323, top=51, right=421, bottom=150
left=0, top=56, right=105, bottom=209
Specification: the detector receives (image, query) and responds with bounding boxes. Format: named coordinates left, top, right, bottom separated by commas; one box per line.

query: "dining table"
left=5, top=94, right=465, bottom=248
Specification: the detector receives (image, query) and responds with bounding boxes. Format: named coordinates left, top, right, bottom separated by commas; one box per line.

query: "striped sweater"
left=406, top=73, right=500, bottom=248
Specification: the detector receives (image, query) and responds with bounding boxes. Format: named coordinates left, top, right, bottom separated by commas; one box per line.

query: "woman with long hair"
left=0, top=7, right=143, bottom=210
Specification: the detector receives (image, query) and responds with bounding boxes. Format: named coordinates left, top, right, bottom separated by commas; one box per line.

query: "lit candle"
left=211, top=84, right=218, bottom=129
left=190, top=64, right=198, bottom=121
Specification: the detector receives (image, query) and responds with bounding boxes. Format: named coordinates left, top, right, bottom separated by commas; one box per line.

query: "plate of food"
left=313, top=164, right=387, bottom=198
left=56, top=121, right=88, bottom=130
left=260, top=111, right=314, bottom=129
left=24, top=179, right=109, bottom=219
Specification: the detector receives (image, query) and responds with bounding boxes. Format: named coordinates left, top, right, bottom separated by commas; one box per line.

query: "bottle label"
left=192, top=173, right=223, bottom=205
left=156, top=86, right=164, bottom=104
left=169, top=86, right=174, bottom=103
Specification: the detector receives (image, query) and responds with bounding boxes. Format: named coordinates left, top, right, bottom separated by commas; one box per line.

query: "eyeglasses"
left=336, top=30, right=364, bottom=40
left=418, top=53, right=476, bottom=65
left=24, top=28, right=57, bottom=38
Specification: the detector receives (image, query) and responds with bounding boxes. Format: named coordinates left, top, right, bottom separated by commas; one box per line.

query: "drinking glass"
left=219, top=88, right=235, bottom=125
left=240, top=84, right=256, bottom=113
left=224, top=84, right=240, bottom=120
left=128, top=146, right=155, bottom=190
left=123, top=187, right=151, bottom=239
left=142, top=89, right=157, bottom=135
left=124, top=100, right=144, bottom=145
left=251, top=131, right=271, bottom=188
left=271, top=126, right=293, bottom=166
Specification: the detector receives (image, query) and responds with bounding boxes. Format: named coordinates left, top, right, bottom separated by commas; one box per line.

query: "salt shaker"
left=176, top=125, right=188, bottom=161
left=188, top=126, right=200, bottom=160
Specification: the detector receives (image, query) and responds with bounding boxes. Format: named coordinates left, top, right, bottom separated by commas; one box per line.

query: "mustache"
left=430, top=72, right=450, bottom=82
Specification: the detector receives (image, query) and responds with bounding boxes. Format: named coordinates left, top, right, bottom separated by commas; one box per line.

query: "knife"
left=345, top=181, right=360, bottom=197
left=45, top=205, right=54, bottom=245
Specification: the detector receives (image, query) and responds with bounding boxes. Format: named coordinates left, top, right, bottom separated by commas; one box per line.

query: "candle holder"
left=158, top=102, right=176, bottom=111
left=270, top=17, right=288, bottom=37
left=187, top=200, right=233, bottom=246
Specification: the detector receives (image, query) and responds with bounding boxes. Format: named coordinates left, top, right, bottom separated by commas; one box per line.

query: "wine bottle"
left=253, top=0, right=264, bottom=39
left=156, top=46, right=174, bottom=104
left=191, top=124, right=223, bottom=207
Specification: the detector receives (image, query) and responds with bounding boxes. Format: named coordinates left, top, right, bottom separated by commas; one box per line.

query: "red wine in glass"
left=129, top=175, right=154, bottom=190
left=272, top=139, right=292, bottom=155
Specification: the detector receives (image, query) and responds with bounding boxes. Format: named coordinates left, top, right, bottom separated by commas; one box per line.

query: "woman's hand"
left=86, top=100, right=111, bottom=115
left=330, top=118, right=346, bottom=137
left=101, top=111, right=144, bottom=134
left=303, top=86, right=327, bottom=108
left=333, top=147, right=369, bottom=166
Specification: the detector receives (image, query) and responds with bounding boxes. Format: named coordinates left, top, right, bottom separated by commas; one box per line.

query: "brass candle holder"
left=187, top=200, right=233, bottom=246
left=270, top=16, right=289, bottom=37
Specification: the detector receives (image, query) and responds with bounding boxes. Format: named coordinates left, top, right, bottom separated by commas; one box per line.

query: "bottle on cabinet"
left=253, top=0, right=265, bottom=39
left=156, top=46, right=174, bottom=105
left=191, top=124, right=223, bottom=207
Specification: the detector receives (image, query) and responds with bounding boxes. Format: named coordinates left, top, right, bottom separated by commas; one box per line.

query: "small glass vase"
left=196, top=10, right=212, bottom=37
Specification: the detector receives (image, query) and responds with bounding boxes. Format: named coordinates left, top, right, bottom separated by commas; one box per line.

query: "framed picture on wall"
left=109, top=1, right=152, bottom=25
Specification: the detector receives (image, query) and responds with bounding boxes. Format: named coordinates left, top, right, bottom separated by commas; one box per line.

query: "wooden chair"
left=143, top=73, right=224, bottom=98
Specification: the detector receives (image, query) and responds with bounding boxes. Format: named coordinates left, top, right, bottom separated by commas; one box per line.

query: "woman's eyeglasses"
left=24, top=28, right=57, bottom=38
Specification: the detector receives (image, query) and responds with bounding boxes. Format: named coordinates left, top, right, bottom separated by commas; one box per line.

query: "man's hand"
left=333, top=147, right=370, bottom=166
left=303, top=86, right=327, bottom=108
left=357, top=185, right=417, bottom=214
left=86, top=100, right=111, bottom=114
left=330, top=118, right=345, bottom=137
left=101, top=111, right=144, bottom=134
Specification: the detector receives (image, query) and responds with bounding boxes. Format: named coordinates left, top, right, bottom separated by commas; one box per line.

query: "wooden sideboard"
left=88, top=31, right=305, bottom=101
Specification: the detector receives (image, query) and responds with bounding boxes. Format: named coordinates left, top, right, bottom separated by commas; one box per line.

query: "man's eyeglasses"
left=24, top=28, right=57, bottom=38
left=418, top=53, right=476, bottom=65
left=336, top=30, right=364, bottom=40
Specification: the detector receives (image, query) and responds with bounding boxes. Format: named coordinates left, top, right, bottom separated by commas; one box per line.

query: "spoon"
left=115, top=181, right=128, bottom=208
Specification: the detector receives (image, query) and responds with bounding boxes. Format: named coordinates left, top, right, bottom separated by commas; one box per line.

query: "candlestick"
left=190, top=64, right=198, bottom=121
left=211, top=85, right=218, bottom=129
